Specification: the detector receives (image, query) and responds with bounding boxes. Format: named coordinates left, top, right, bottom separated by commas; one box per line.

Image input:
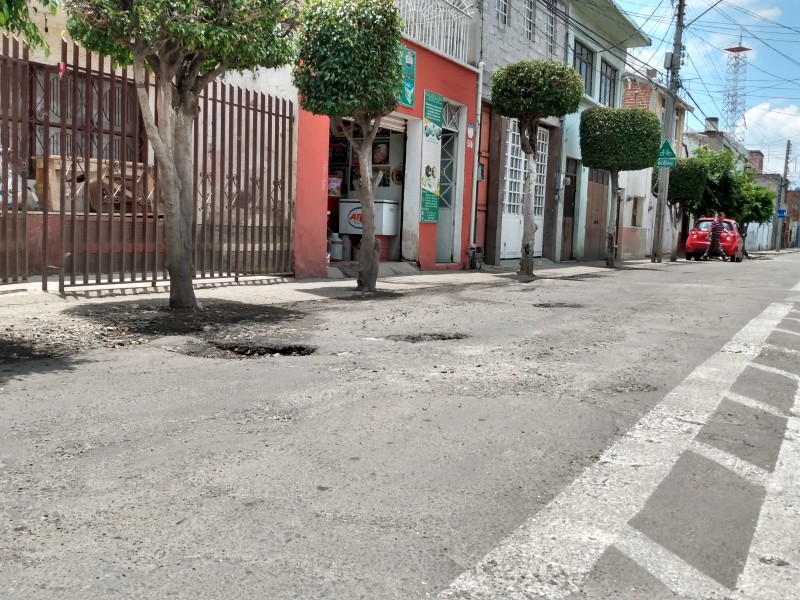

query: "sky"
left=614, top=0, right=800, bottom=186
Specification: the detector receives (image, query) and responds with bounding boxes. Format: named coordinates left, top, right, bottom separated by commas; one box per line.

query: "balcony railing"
left=397, top=0, right=473, bottom=64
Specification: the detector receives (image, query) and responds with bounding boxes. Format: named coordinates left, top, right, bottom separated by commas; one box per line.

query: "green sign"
left=399, top=48, right=416, bottom=108
left=421, top=91, right=443, bottom=224
left=656, top=140, right=677, bottom=168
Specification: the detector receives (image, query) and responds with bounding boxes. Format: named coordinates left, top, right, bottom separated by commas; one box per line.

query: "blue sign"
left=777, top=209, right=787, bottom=218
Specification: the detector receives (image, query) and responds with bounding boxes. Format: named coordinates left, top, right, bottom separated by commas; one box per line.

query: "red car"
left=685, top=217, right=744, bottom=262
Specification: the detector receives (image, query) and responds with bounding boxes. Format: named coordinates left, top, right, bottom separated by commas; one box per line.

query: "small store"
left=321, top=39, right=480, bottom=272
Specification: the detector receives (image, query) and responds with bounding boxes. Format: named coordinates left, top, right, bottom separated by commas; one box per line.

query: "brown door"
left=561, top=158, right=578, bottom=261
left=584, top=168, right=609, bottom=260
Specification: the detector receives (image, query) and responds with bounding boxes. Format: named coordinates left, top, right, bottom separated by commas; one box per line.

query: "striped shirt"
left=710, top=219, right=725, bottom=237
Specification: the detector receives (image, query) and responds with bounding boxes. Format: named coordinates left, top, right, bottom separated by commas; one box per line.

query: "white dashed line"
left=438, top=303, right=794, bottom=599
left=689, top=440, right=770, bottom=488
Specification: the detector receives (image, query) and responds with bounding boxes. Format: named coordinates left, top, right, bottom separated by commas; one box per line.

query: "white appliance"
left=339, top=199, right=400, bottom=235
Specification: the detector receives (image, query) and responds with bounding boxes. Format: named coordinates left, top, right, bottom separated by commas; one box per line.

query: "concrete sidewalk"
left=0, top=257, right=686, bottom=313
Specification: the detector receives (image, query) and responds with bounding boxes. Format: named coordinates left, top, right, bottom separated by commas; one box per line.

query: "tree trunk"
left=352, top=116, right=382, bottom=292
left=518, top=119, right=538, bottom=277
left=669, top=204, right=682, bottom=262
left=167, top=109, right=199, bottom=308
left=605, top=168, right=620, bottom=268
left=519, top=151, right=538, bottom=277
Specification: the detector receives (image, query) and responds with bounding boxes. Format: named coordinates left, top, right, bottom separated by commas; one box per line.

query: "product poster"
left=421, top=90, right=443, bottom=224
left=399, top=48, right=416, bottom=108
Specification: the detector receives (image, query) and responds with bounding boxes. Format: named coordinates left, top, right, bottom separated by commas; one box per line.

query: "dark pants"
left=703, top=235, right=725, bottom=259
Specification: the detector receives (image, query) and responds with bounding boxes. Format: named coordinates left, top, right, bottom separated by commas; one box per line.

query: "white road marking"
left=774, top=327, right=800, bottom=337
left=765, top=343, right=800, bottom=356
left=439, top=303, right=793, bottom=599
left=689, top=440, right=769, bottom=488
left=750, top=362, right=800, bottom=383
left=792, top=281, right=800, bottom=292
left=614, top=524, right=728, bottom=598
left=734, top=391, right=800, bottom=599
left=725, top=391, right=787, bottom=418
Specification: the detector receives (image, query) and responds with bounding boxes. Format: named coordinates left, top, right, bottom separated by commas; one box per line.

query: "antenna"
left=723, top=36, right=750, bottom=146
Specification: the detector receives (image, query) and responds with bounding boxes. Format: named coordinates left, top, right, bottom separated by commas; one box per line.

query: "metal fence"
left=1, top=36, right=295, bottom=291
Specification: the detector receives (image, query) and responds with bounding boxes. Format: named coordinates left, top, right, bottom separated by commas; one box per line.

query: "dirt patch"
left=530, top=302, right=584, bottom=309
left=387, top=332, right=468, bottom=343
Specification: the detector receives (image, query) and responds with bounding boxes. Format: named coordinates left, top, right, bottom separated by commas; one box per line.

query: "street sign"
left=777, top=209, right=787, bottom=218
left=656, top=140, right=677, bottom=168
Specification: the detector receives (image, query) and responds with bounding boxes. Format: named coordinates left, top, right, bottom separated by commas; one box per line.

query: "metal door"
left=436, top=130, right=457, bottom=263
left=561, top=158, right=578, bottom=261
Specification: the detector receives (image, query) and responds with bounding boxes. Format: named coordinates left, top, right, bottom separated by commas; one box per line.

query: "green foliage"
left=681, top=147, right=775, bottom=225
left=1, top=0, right=58, bottom=49
left=292, top=0, right=403, bottom=119
left=580, top=108, right=661, bottom=172
left=661, top=157, right=707, bottom=214
left=491, top=60, right=584, bottom=122
left=65, top=0, right=295, bottom=75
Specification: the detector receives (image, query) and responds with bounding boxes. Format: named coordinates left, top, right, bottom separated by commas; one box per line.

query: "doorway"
left=584, top=168, right=609, bottom=260
left=561, top=158, right=578, bottom=261
left=436, top=130, right=458, bottom=262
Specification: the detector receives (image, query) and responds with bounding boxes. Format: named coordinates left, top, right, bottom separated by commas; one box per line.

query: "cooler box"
left=339, top=199, right=399, bottom=235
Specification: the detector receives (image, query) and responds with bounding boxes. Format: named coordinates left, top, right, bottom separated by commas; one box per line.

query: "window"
left=573, top=41, right=594, bottom=95
left=534, top=127, right=549, bottom=217
left=599, top=60, right=618, bottom=107
left=545, top=0, right=556, bottom=55
left=497, top=0, right=508, bottom=25
left=524, top=0, right=535, bottom=41
left=503, top=120, right=524, bottom=216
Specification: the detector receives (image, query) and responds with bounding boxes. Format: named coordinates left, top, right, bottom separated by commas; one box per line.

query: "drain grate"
left=212, top=342, right=317, bottom=357
left=387, top=332, right=467, bottom=343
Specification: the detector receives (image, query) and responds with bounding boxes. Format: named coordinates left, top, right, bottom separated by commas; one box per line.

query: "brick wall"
left=622, top=80, right=653, bottom=110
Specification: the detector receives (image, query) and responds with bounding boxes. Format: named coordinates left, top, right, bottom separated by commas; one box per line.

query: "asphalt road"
left=1, top=254, right=799, bottom=599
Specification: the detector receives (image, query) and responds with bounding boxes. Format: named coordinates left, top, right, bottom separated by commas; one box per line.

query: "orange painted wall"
left=397, top=40, right=478, bottom=271
left=294, top=108, right=330, bottom=278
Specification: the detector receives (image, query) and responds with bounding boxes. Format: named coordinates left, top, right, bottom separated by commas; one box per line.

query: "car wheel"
left=686, top=253, right=693, bottom=261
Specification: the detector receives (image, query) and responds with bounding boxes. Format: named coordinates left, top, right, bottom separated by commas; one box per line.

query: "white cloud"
left=743, top=102, right=800, bottom=182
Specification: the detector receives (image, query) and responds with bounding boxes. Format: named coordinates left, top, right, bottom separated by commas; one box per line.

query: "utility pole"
left=774, top=140, right=792, bottom=251
left=651, top=0, right=686, bottom=262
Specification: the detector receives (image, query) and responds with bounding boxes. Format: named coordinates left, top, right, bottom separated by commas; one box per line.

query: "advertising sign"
left=399, top=48, right=416, bottom=108
left=421, top=90, right=443, bottom=224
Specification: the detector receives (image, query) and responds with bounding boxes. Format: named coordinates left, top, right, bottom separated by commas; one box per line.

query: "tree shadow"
left=64, top=298, right=307, bottom=337
left=0, top=338, right=88, bottom=387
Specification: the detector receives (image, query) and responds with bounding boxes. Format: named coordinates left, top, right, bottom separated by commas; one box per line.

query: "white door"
left=436, top=131, right=457, bottom=262
left=500, top=120, right=524, bottom=259
left=501, top=121, right=548, bottom=258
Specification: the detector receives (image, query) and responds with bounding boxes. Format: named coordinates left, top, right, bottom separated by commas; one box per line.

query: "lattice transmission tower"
left=723, top=40, right=751, bottom=145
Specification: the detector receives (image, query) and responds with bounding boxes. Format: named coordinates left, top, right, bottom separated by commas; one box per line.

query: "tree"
left=1, top=0, right=56, bottom=48
left=64, top=0, right=296, bottom=308
left=492, top=60, right=583, bottom=277
left=580, top=107, right=661, bottom=268
left=292, top=0, right=403, bottom=292
left=656, top=157, right=707, bottom=261
left=731, top=178, right=775, bottom=256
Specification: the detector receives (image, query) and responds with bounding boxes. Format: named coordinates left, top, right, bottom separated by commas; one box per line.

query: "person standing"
left=702, top=212, right=729, bottom=261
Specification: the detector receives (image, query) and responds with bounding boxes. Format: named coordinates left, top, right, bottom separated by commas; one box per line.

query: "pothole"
left=387, top=332, right=467, bottom=343
left=530, top=302, right=584, bottom=309
left=211, top=342, right=317, bottom=357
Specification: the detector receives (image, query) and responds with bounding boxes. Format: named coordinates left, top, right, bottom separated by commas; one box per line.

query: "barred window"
left=599, top=60, right=618, bottom=106
left=573, top=40, right=594, bottom=95
left=545, top=0, right=556, bottom=55
left=524, top=0, right=535, bottom=41
left=497, top=0, right=508, bottom=25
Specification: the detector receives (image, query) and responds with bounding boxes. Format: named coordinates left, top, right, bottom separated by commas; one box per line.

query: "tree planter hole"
left=387, top=333, right=467, bottom=343
left=213, top=342, right=317, bottom=357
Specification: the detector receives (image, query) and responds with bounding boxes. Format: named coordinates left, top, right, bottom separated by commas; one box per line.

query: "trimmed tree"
left=492, top=60, right=583, bottom=277
left=658, top=157, right=707, bottom=261
left=580, top=107, right=660, bottom=268
left=1, top=0, right=56, bottom=48
left=292, top=0, right=403, bottom=292
left=64, top=0, right=296, bottom=308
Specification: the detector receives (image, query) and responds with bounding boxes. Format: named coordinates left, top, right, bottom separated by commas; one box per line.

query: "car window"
left=723, top=222, right=733, bottom=231
left=696, top=221, right=712, bottom=231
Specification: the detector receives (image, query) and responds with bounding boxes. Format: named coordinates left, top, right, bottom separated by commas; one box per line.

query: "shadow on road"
left=0, top=338, right=88, bottom=386
left=64, top=298, right=307, bottom=337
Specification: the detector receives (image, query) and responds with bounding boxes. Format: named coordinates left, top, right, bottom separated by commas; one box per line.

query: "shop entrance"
left=327, top=118, right=407, bottom=263
left=436, top=130, right=458, bottom=263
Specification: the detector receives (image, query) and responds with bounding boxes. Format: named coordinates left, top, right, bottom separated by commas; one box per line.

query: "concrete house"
left=616, top=71, right=692, bottom=259
left=473, top=0, right=570, bottom=265
left=558, top=0, right=650, bottom=262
